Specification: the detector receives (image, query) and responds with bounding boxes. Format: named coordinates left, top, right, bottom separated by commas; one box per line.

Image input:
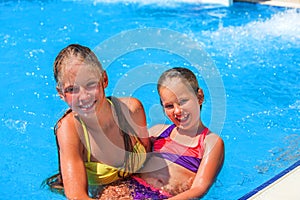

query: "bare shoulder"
left=118, top=97, right=150, bottom=151
left=55, top=111, right=81, bottom=145
left=56, top=111, right=76, bottom=132
left=204, top=132, right=224, bottom=152
left=148, top=124, right=170, bottom=137
left=118, top=97, right=144, bottom=113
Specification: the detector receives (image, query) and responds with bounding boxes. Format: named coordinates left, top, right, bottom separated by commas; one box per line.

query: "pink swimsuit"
left=153, top=124, right=209, bottom=173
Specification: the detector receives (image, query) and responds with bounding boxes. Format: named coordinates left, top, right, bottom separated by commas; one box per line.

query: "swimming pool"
left=0, top=0, right=299, bottom=199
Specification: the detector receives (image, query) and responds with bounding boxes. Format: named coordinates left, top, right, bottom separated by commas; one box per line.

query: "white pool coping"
left=236, top=0, right=300, bottom=8
left=239, top=160, right=300, bottom=200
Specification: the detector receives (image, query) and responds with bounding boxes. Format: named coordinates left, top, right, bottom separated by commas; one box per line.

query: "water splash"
left=289, top=100, right=300, bottom=109
left=3, top=118, right=28, bottom=134
left=252, top=9, right=300, bottom=40
left=204, top=9, right=300, bottom=46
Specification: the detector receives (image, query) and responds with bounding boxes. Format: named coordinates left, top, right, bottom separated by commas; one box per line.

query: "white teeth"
left=175, top=113, right=188, bottom=121
left=80, top=102, right=94, bottom=109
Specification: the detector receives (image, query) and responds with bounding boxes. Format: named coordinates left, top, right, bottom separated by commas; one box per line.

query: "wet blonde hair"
left=45, top=44, right=139, bottom=195
left=53, top=44, right=104, bottom=89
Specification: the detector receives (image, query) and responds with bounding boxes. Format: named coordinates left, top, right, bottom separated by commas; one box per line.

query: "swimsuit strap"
left=200, top=127, right=210, bottom=145
left=79, top=118, right=91, bottom=163
left=157, top=124, right=176, bottom=139
left=107, top=97, right=113, bottom=105
left=80, top=98, right=116, bottom=163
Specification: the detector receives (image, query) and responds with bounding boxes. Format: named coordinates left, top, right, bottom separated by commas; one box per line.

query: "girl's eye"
left=179, top=99, right=188, bottom=105
left=63, top=81, right=99, bottom=95
left=64, top=86, right=80, bottom=94
left=164, top=104, right=174, bottom=109
left=86, top=82, right=99, bottom=90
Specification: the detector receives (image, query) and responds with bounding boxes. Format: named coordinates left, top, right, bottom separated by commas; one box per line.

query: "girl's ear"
left=56, top=86, right=65, bottom=101
left=197, top=88, right=204, bottom=105
left=102, top=71, right=109, bottom=88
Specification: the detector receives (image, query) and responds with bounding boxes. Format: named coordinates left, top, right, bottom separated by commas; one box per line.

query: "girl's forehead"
left=160, top=79, right=196, bottom=100
left=61, top=63, right=100, bottom=85
left=160, top=83, right=192, bottom=99
left=161, top=79, right=192, bottom=93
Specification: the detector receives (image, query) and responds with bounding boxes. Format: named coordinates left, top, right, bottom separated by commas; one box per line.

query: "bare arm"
left=56, top=114, right=95, bottom=200
left=169, top=133, right=224, bottom=200
left=120, top=97, right=151, bottom=153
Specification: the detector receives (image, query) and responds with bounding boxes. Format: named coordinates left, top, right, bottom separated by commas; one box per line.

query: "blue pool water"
left=1, top=0, right=300, bottom=199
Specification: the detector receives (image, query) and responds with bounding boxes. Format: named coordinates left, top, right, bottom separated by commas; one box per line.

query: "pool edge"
left=239, top=159, right=300, bottom=200
left=235, top=0, right=300, bottom=8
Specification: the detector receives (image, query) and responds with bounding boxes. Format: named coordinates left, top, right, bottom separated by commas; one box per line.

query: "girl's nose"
left=78, top=87, right=91, bottom=101
left=173, top=104, right=182, bottom=115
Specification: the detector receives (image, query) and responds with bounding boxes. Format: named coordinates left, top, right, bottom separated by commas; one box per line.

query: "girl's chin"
left=175, top=118, right=189, bottom=127
left=177, top=122, right=189, bottom=130
left=76, top=108, right=97, bottom=118
left=177, top=121, right=197, bottom=131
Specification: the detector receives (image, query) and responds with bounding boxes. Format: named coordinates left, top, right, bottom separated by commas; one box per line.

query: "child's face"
left=159, top=79, right=201, bottom=131
left=58, top=59, right=106, bottom=117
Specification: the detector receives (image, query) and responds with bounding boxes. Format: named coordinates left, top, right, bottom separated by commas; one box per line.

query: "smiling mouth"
left=175, top=113, right=189, bottom=123
left=79, top=100, right=96, bottom=111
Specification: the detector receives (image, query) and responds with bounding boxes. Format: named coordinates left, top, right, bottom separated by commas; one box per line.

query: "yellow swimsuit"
left=80, top=99, right=147, bottom=185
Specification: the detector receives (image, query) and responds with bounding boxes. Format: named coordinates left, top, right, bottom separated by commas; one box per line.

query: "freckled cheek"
left=164, top=110, right=174, bottom=118
left=64, top=95, right=77, bottom=106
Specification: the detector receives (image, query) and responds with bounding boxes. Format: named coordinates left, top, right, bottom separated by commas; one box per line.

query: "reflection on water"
left=256, top=134, right=300, bottom=174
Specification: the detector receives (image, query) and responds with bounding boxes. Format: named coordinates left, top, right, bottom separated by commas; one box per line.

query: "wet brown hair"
left=157, top=67, right=204, bottom=110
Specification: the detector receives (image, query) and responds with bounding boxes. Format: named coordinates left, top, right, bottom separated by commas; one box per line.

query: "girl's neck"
left=171, top=121, right=205, bottom=147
